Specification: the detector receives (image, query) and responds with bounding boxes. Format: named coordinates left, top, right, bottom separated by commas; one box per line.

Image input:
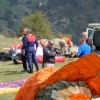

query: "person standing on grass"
left=81, top=32, right=93, bottom=52
left=42, top=39, right=56, bottom=68
left=21, top=28, right=28, bottom=72
left=23, top=29, right=39, bottom=73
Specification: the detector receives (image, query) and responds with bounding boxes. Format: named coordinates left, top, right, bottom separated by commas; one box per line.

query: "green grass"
left=0, top=37, right=77, bottom=100
left=0, top=59, right=77, bottom=82
left=0, top=58, right=77, bottom=100
left=0, top=37, right=21, bottom=52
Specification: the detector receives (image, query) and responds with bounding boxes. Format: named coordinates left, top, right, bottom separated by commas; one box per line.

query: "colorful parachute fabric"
left=0, top=79, right=27, bottom=94
left=36, top=81, right=92, bottom=100
left=14, top=67, right=59, bottom=100
left=14, top=53, right=100, bottom=100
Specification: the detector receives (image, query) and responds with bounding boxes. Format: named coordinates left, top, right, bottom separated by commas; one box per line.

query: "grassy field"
left=0, top=37, right=77, bottom=100
left=0, top=37, right=22, bottom=52
left=0, top=58, right=77, bottom=100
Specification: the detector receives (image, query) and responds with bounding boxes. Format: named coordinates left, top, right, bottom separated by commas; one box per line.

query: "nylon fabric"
left=14, top=53, right=100, bottom=100
left=14, top=67, right=59, bottom=100
left=0, top=87, right=20, bottom=94
left=27, top=35, right=36, bottom=42
left=36, top=81, right=91, bottom=100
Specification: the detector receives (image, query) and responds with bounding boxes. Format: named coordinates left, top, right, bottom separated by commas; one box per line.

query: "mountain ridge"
left=0, top=0, right=100, bottom=44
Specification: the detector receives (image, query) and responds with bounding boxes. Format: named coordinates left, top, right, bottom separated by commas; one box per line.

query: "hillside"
left=0, top=0, right=100, bottom=44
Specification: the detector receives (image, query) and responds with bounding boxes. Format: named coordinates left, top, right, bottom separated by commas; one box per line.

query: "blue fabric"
left=26, top=47, right=39, bottom=70
left=23, top=35, right=38, bottom=50
left=22, top=34, right=27, bottom=50
left=23, top=34, right=39, bottom=70
left=78, top=43, right=91, bottom=57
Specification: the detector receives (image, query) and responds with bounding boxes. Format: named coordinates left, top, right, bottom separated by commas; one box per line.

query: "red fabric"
left=14, top=56, right=66, bottom=64
left=14, top=56, right=65, bottom=64
left=55, top=56, right=66, bottom=62
left=10, top=43, right=22, bottom=49
left=36, top=56, right=66, bottom=63
left=27, top=34, right=36, bottom=42
left=17, top=61, right=23, bottom=64
left=36, top=56, right=43, bottom=63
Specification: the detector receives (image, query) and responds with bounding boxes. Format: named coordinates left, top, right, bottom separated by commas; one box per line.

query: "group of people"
left=60, top=31, right=92, bottom=57
left=21, top=28, right=56, bottom=73
left=21, top=28, right=92, bottom=73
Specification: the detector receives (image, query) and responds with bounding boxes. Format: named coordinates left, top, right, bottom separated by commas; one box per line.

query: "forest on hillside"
left=0, top=0, right=100, bottom=44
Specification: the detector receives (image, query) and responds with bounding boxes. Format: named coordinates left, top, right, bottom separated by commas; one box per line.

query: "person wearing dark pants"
left=26, top=47, right=39, bottom=72
left=23, top=29, right=39, bottom=73
left=21, top=52, right=27, bottom=72
left=42, top=39, right=56, bottom=68
left=21, top=28, right=28, bottom=72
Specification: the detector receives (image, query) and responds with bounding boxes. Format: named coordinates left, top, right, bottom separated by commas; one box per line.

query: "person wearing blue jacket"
left=21, top=28, right=28, bottom=72
left=23, top=29, right=39, bottom=73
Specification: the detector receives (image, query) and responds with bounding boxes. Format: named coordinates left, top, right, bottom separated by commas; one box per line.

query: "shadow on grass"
left=8, top=63, right=20, bottom=66
left=4, top=70, right=27, bottom=75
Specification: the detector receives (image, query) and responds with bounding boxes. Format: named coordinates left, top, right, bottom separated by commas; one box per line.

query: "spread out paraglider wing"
left=14, top=53, right=100, bottom=100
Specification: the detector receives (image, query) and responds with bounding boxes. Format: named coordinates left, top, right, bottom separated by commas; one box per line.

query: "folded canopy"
left=14, top=53, right=100, bottom=100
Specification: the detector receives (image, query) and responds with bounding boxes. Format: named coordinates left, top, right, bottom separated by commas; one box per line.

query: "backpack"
left=54, top=48, right=61, bottom=54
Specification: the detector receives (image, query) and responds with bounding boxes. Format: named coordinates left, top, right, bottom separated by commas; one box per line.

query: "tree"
left=17, top=11, right=53, bottom=39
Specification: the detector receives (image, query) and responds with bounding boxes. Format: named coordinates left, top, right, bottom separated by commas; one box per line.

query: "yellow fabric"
left=0, top=87, right=20, bottom=94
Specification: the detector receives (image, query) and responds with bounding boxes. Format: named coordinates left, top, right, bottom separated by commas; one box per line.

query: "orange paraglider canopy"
left=14, top=67, right=59, bottom=100
left=69, top=93, right=90, bottom=100
left=14, top=53, right=100, bottom=100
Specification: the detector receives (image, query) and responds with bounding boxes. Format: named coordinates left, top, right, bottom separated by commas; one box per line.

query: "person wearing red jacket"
left=23, top=29, right=39, bottom=73
left=59, top=37, right=73, bottom=55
